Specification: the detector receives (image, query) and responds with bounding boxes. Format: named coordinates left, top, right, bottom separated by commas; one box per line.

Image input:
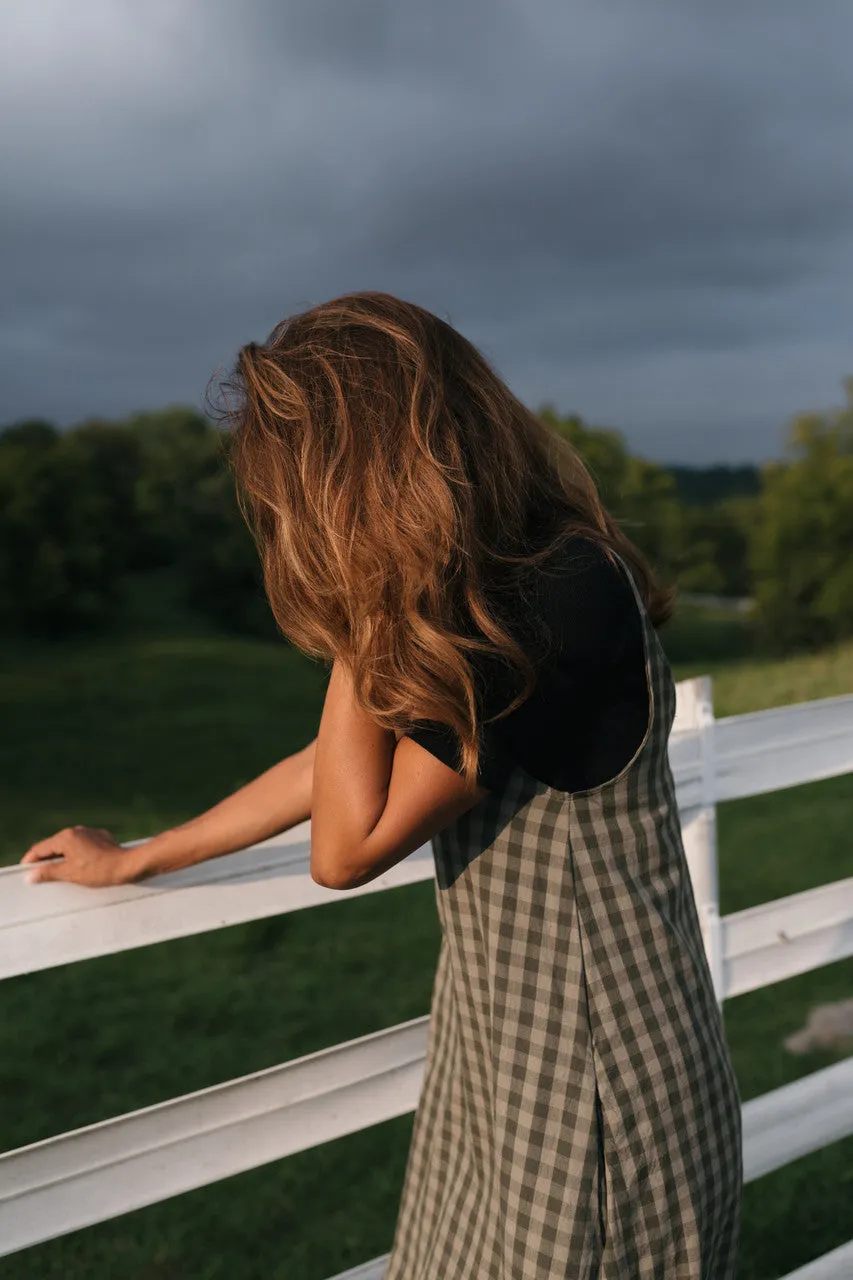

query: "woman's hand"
left=20, top=825, right=135, bottom=887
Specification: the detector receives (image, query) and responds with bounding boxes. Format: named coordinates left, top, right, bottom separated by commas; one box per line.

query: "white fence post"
left=676, top=675, right=724, bottom=1006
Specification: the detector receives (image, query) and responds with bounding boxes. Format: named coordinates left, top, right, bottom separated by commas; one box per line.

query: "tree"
left=122, top=406, right=227, bottom=569
left=58, top=419, right=146, bottom=576
left=749, top=378, right=853, bottom=651
left=674, top=497, right=754, bottom=596
left=179, top=462, right=278, bottom=639
left=0, top=421, right=125, bottom=636
left=537, top=406, right=684, bottom=579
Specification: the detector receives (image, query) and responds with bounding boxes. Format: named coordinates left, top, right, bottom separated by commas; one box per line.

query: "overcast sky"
left=3, top=2, right=852, bottom=464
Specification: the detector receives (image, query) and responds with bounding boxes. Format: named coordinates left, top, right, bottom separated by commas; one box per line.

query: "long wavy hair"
left=214, top=291, right=675, bottom=789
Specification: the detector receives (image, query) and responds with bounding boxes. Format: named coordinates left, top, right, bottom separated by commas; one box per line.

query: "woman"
left=22, top=292, right=743, bottom=1278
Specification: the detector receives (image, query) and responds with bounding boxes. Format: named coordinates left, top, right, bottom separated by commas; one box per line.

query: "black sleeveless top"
left=405, top=536, right=650, bottom=793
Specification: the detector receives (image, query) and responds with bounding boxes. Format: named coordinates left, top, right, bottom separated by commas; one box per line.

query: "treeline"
left=666, top=464, right=761, bottom=507
left=0, top=409, right=272, bottom=641
left=540, top=385, right=853, bottom=652
left=1, top=381, right=852, bottom=654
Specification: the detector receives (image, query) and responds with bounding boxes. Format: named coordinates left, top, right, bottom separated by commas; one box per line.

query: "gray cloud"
left=2, top=0, right=852, bottom=462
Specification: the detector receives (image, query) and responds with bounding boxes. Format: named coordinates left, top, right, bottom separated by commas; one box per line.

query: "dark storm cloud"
left=2, top=0, right=852, bottom=462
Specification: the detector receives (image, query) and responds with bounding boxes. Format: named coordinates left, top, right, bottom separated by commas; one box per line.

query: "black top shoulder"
left=405, top=536, right=650, bottom=793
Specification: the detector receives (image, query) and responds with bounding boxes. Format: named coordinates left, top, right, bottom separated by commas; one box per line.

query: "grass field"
left=1, top=572, right=852, bottom=1279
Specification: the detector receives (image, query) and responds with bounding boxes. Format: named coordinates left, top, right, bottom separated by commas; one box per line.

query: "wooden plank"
left=328, top=1257, right=388, bottom=1280
left=0, top=680, right=713, bottom=980
left=778, top=1240, right=853, bottom=1280
left=0, top=830, right=435, bottom=980
left=722, top=877, right=853, bottom=999
left=1, top=687, right=850, bottom=982
left=0, top=1017, right=429, bottom=1258
left=741, top=1055, right=853, bottom=1182
left=3, top=1021, right=853, bottom=1257
left=713, top=694, right=853, bottom=802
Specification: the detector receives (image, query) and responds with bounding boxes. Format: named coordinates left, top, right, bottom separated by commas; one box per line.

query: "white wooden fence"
left=1, top=676, right=852, bottom=1278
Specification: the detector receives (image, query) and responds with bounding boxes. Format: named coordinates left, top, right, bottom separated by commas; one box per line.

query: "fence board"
left=0, top=1017, right=429, bottom=1258
left=2, top=1016, right=852, bottom=1258
left=778, top=1240, right=853, bottom=1280
left=3, top=689, right=851, bottom=981
left=722, top=877, right=853, bottom=998
left=0, top=833, right=435, bottom=980
left=741, top=1055, right=853, bottom=1182
left=330, top=1257, right=387, bottom=1280
left=3, top=677, right=852, bottom=1270
left=0, top=670, right=711, bottom=981
left=713, top=693, right=853, bottom=802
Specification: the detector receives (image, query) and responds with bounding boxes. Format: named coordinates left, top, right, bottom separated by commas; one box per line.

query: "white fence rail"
left=1, top=677, right=852, bottom=1278
left=3, top=1015, right=853, bottom=1263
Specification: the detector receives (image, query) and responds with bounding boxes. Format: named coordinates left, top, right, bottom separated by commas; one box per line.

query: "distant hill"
left=665, top=464, right=762, bottom=506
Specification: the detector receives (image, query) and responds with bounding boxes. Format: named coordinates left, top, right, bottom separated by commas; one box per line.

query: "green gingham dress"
left=384, top=553, right=743, bottom=1279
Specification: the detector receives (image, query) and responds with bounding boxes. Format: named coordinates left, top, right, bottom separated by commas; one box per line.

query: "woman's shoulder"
left=533, top=531, right=632, bottom=601
left=529, top=532, right=641, bottom=662
left=539, top=529, right=621, bottom=571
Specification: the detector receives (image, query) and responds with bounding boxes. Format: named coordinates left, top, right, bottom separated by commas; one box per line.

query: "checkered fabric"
left=384, top=554, right=743, bottom=1278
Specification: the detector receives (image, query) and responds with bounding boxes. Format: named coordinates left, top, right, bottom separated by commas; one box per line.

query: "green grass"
left=1, top=577, right=852, bottom=1279
left=683, top=637, right=853, bottom=718
left=662, top=598, right=853, bottom=715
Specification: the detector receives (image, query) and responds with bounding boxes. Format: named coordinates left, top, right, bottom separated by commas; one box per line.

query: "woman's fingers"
left=21, top=829, right=73, bottom=863
left=21, top=829, right=73, bottom=882
left=21, top=825, right=128, bottom=888
left=26, top=858, right=68, bottom=885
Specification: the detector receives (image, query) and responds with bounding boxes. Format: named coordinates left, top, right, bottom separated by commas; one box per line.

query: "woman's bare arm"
left=309, top=662, right=488, bottom=891
left=127, top=738, right=317, bottom=880
left=22, top=738, right=317, bottom=886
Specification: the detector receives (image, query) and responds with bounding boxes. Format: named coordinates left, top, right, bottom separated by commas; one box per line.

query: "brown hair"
left=214, top=291, right=675, bottom=789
